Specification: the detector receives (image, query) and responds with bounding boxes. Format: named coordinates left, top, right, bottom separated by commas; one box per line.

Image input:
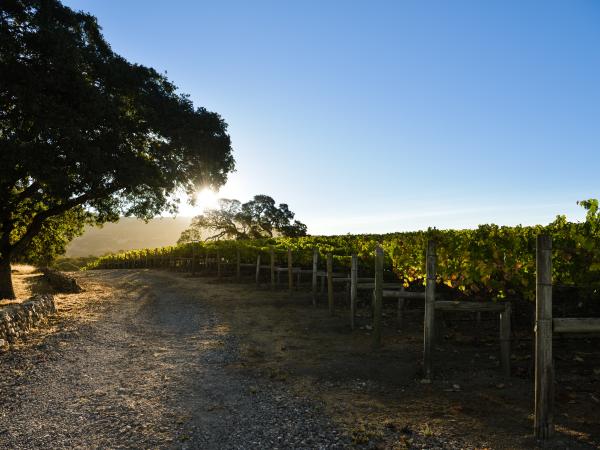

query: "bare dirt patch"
left=0, top=265, right=52, bottom=306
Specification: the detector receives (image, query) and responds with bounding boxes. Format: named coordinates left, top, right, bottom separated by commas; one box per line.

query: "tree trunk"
left=0, top=255, right=15, bottom=300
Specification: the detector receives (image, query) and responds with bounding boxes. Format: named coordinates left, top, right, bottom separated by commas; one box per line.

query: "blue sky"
left=63, top=0, right=600, bottom=234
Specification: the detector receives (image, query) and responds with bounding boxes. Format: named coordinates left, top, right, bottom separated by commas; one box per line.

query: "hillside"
left=65, top=217, right=191, bottom=257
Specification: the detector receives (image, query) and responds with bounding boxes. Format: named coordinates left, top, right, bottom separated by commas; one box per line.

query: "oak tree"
left=178, top=195, right=307, bottom=242
left=0, top=0, right=234, bottom=298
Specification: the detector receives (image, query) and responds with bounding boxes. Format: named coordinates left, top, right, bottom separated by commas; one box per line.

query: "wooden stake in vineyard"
left=287, top=248, right=293, bottom=293
left=255, top=254, right=261, bottom=286
left=236, top=248, right=241, bottom=281
left=191, top=244, right=197, bottom=276
left=534, top=234, right=554, bottom=440
left=217, top=249, right=222, bottom=279
left=373, top=246, right=384, bottom=347
left=350, top=254, right=358, bottom=330
left=423, top=240, right=437, bottom=380
left=270, top=247, right=275, bottom=289
left=311, top=248, right=318, bottom=306
left=327, top=253, right=334, bottom=316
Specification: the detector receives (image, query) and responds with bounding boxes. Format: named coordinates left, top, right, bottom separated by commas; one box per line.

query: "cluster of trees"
left=0, top=0, right=234, bottom=298
left=178, top=195, right=307, bottom=243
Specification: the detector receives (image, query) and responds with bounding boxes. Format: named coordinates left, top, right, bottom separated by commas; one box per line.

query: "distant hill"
left=65, top=217, right=191, bottom=257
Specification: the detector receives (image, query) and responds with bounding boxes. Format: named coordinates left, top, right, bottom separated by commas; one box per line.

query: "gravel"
left=0, top=270, right=349, bottom=449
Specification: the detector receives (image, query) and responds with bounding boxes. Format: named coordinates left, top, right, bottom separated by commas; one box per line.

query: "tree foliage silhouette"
left=0, top=0, right=234, bottom=298
left=178, top=195, right=307, bottom=243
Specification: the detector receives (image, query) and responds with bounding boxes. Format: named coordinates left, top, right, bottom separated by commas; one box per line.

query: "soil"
left=0, top=268, right=598, bottom=449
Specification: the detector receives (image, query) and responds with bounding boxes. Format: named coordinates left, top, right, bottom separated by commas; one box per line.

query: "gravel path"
left=0, top=270, right=348, bottom=449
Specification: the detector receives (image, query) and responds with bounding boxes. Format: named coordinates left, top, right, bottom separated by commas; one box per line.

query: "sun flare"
left=196, top=188, right=220, bottom=211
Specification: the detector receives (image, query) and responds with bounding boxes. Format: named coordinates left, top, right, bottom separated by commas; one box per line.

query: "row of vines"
left=85, top=201, right=600, bottom=303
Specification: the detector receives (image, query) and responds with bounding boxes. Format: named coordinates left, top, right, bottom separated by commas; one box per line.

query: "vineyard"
left=83, top=201, right=600, bottom=442
left=86, top=200, right=600, bottom=307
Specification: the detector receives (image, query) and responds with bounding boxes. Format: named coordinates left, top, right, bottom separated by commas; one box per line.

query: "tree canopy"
left=178, top=195, right=308, bottom=243
left=0, top=0, right=234, bottom=298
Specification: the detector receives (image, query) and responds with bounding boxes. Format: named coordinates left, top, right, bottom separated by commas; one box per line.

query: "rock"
left=0, top=294, right=56, bottom=348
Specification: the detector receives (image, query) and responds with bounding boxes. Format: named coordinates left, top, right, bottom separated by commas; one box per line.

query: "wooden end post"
left=288, top=248, right=293, bottom=293
left=423, top=239, right=437, bottom=380
left=191, top=245, right=197, bottom=276
left=255, top=253, right=261, bottom=286
left=327, top=253, right=334, bottom=316
left=373, top=246, right=384, bottom=347
left=236, top=248, right=241, bottom=281
left=270, top=247, right=275, bottom=289
left=312, top=248, right=318, bottom=306
left=534, top=234, right=554, bottom=440
left=350, top=253, right=358, bottom=330
left=500, top=302, right=511, bottom=378
left=397, top=293, right=406, bottom=330
left=217, top=250, right=222, bottom=279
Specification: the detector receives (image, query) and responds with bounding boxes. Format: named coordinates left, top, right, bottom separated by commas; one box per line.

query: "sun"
left=196, top=187, right=220, bottom=211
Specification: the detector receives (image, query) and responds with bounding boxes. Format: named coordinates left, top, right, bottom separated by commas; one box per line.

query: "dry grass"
left=0, top=264, right=53, bottom=305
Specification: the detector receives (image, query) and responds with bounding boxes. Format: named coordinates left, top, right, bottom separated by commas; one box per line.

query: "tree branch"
left=9, top=191, right=96, bottom=257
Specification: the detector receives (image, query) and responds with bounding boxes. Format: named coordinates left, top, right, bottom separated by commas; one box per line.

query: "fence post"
left=423, top=239, right=437, bottom=380
left=327, top=253, right=334, bottom=316
left=350, top=253, right=358, bottom=330
left=255, top=253, right=261, bottom=286
left=373, top=246, right=384, bottom=347
left=236, top=248, right=241, bottom=281
left=217, top=249, right=222, bottom=279
left=191, top=244, right=197, bottom=276
left=312, top=248, right=318, bottom=306
left=500, top=302, right=512, bottom=378
left=535, top=234, right=554, bottom=440
left=397, top=294, right=406, bottom=330
left=288, top=248, right=293, bottom=293
left=270, top=247, right=275, bottom=289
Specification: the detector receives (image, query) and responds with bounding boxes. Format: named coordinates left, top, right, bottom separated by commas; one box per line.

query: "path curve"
left=0, top=270, right=347, bottom=449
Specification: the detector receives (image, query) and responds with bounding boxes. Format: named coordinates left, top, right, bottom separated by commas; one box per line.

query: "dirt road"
left=1, top=269, right=598, bottom=449
left=0, top=270, right=346, bottom=449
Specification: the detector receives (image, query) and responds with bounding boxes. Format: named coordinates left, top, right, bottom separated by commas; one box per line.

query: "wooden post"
left=270, top=247, right=275, bottom=289
left=312, top=248, right=318, bottom=306
left=287, top=248, right=293, bottom=293
left=236, top=248, right=241, bottom=282
left=255, top=254, right=261, bottom=286
left=169, top=251, right=174, bottom=271
left=327, top=253, right=334, bottom=316
left=217, top=250, right=221, bottom=279
left=191, top=244, right=196, bottom=276
left=373, top=246, right=384, bottom=347
left=423, top=240, right=437, bottom=380
left=397, top=297, right=406, bottom=330
left=500, top=302, right=511, bottom=378
left=350, top=253, right=358, bottom=330
left=534, top=234, right=554, bottom=440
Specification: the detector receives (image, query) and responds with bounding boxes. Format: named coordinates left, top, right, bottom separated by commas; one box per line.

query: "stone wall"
left=42, top=268, right=82, bottom=293
left=0, top=294, right=56, bottom=349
